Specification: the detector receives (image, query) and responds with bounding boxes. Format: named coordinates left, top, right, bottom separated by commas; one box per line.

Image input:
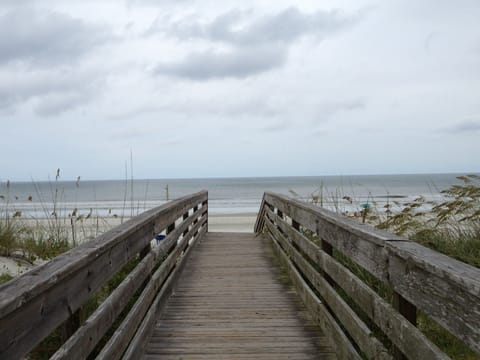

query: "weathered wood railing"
left=255, top=192, right=480, bottom=360
left=0, top=191, right=208, bottom=360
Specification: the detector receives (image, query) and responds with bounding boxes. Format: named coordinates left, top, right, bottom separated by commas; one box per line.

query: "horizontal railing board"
left=263, top=192, right=404, bottom=244
left=273, top=209, right=447, bottom=359
left=257, top=192, right=480, bottom=357
left=266, top=207, right=449, bottom=360
left=97, top=216, right=206, bottom=360
left=0, top=191, right=207, bottom=360
left=266, top=230, right=362, bottom=360
left=50, top=206, right=206, bottom=360
left=265, top=207, right=393, bottom=359
left=263, top=192, right=394, bottom=280
left=264, top=214, right=392, bottom=360
left=386, top=241, right=480, bottom=352
left=123, top=225, right=207, bottom=359
left=0, top=191, right=207, bottom=316
left=0, top=223, right=154, bottom=360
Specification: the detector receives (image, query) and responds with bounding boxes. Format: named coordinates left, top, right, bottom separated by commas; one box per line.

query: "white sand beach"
left=208, top=213, right=256, bottom=233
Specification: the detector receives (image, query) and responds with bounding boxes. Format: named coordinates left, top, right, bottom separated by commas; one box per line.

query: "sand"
left=208, top=213, right=256, bottom=233
left=0, top=213, right=258, bottom=279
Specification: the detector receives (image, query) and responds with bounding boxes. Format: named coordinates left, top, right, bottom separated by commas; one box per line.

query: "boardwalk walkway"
left=144, top=232, right=335, bottom=359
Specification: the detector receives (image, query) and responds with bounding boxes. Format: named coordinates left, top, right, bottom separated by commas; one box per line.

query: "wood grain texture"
left=264, top=215, right=391, bottom=360
left=143, top=232, right=336, bottom=359
left=257, top=192, right=480, bottom=356
left=0, top=191, right=207, bottom=360
left=266, top=208, right=448, bottom=360
left=51, top=207, right=206, bottom=360
left=97, top=218, right=206, bottom=360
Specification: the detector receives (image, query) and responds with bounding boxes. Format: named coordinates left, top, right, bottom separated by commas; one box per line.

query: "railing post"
left=393, top=291, right=417, bottom=360
left=192, top=205, right=198, bottom=236
left=276, top=209, right=284, bottom=234
left=292, top=220, right=300, bottom=231
left=182, top=212, right=189, bottom=237
left=61, top=310, right=81, bottom=342
left=315, top=220, right=335, bottom=286
left=202, top=199, right=208, bottom=232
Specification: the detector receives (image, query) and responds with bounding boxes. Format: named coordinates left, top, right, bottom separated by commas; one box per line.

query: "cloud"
left=313, top=99, right=366, bottom=123
left=127, top=0, right=190, bottom=6
left=0, top=7, right=112, bottom=65
left=0, top=66, right=101, bottom=116
left=151, top=7, right=360, bottom=45
left=260, top=120, right=290, bottom=133
left=442, top=120, right=480, bottom=133
left=34, top=91, right=93, bottom=117
left=150, top=7, right=362, bottom=80
left=154, top=45, right=287, bottom=79
left=107, top=97, right=280, bottom=122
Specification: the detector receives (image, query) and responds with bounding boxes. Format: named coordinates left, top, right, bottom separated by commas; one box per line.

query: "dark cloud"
left=154, top=45, right=286, bottom=80
left=0, top=7, right=112, bottom=65
left=443, top=120, right=480, bottom=133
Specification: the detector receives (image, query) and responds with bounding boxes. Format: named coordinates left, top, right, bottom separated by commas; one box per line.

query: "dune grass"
left=306, top=174, right=480, bottom=359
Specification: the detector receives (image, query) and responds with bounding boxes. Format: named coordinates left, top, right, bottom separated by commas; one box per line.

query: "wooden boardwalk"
left=2, top=191, right=479, bottom=359
left=144, top=232, right=336, bottom=359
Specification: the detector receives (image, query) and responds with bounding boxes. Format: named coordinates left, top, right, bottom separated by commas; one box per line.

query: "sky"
left=1, top=0, right=479, bottom=181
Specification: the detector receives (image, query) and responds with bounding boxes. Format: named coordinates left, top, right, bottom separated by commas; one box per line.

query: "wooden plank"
left=96, top=218, right=206, bottom=360
left=202, top=198, right=208, bottom=232
left=0, top=191, right=207, bottom=359
left=267, top=230, right=360, bottom=360
left=263, top=192, right=394, bottom=280
left=269, top=209, right=450, bottom=360
left=386, top=241, right=480, bottom=354
left=259, top=192, right=480, bottom=357
left=254, top=196, right=266, bottom=233
left=50, top=207, right=205, bottom=359
left=265, top=217, right=392, bottom=360
left=122, top=225, right=207, bottom=359
left=143, top=232, right=335, bottom=359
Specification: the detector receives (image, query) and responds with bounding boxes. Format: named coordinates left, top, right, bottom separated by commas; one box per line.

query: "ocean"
left=0, top=173, right=470, bottom=218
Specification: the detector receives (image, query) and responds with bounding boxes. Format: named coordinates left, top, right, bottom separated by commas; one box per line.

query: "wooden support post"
left=276, top=210, right=284, bottom=234
left=292, top=220, right=300, bottom=231
left=393, top=292, right=417, bottom=325
left=139, top=244, right=151, bottom=259
left=202, top=200, right=208, bottom=232
left=182, top=212, right=189, bottom=237
left=393, top=291, right=417, bottom=360
left=193, top=206, right=198, bottom=225
left=61, top=310, right=81, bottom=342
left=316, top=220, right=335, bottom=286
left=321, top=240, right=333, bottom=256
left=193, top=205, right=198, bottom=236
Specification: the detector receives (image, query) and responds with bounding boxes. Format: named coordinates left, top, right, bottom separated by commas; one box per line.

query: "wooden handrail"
left=256, top=192, right=480, bottom=359
left=0, top=191, right=208, bottom=359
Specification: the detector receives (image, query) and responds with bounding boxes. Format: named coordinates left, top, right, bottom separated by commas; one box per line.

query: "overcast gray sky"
left=1, top=0, right=479, bottom=181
